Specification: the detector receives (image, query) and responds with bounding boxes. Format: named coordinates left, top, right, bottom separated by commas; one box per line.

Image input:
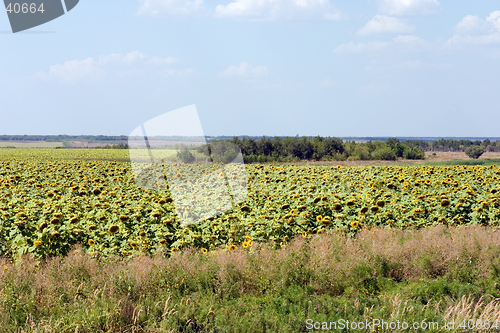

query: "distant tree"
left=465, top=145, right=485, bottom=159
left=393, top=142, right=406, bottom=158
left=177, top=145, right=196, bottom=163
left=403, top=147, right=425, bottom=160
left=372, top=147, right=397, bottom=161
left=386, top=138, right=399, bottom=148
left=353, top=146, right=370, bottom=160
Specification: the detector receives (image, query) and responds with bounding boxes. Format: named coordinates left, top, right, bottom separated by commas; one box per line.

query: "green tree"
left=465, top=145, right=485, bottom=159
left=177, top=145, right=196, bottom=163
left=372, top=147, right=397, bottom=161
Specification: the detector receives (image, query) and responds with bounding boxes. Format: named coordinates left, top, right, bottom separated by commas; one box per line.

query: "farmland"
left=1, top=148, right=500, bottom=259
left=3, top=149, right=500, bottom=332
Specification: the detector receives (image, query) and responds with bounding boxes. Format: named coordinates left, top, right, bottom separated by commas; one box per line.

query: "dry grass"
left=3, top=225, right=500, bottom=331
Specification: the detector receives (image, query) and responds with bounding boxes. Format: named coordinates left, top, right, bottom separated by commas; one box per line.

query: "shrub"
left=465, top=145, right=485, bottom=159
left=371, top=147, right=397, bottom=161
left=176, top=146, right=196, bottom=163
left=404, top=147, right=425, bottom=160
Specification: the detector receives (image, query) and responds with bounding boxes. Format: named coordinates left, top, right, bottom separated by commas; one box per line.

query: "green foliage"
left=404, top=147, right=425, bottom=160
left=371, top=147, right=397, bottom=161
left=176, top=145, right=196, bottom=163
left=465, top=145, right=486, bottom=159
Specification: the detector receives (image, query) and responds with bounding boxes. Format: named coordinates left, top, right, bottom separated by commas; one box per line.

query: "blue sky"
left=1, top=0, right=500, bottom=137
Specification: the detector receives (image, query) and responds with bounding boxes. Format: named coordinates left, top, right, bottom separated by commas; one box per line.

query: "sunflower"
left=50, top=218, right=60, bottom=225
left=350, top=221, right=359, bottom=229
left=159, top=239, right=167, bottom=245
left=241, top=205, right=251, bottom=212
left=108, top=225, right=119, bottom=234
left=201, top=247, right=208, bottom=254
left=376, top=200, right=385, bottom=207
left=360, top=207, right=369, bottom=214
left=316, top=215, right=323, bottom=222
left=242, top=241, right=250, bottom=248
left=440, top=199, right=451, bottom=207
left=99, top=216, right=107, bottom=222
left=88, top=225, right=98, bottom=231
left=34, top=240, right=42, bottom=246
left=92, top=188, right=101, bottom=195
left=119, top=215, right=129, bottom=222
left=321, top=216, right=332, bottom=226
left=332, top=203, right=342, bottom=211
left=370, top=206, right=379, bottom=213
left=88, top=239, right=95, bottom=246
left=437, top=217, right=447, bottom=223
left=228, top=244, right=237, bottom=251
left=171, top=248, right=180, bottom=253
left=38, top=222, right=48, bottom=232
left=151, top=211, right=162, bottom=218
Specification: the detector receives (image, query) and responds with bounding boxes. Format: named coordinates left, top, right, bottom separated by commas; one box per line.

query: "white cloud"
left=357, top=15, right=414, bottom=35
left=147, top=56, right=181, bottom=65
left=378, top=0, right=441, bottom=16
left=37, top=52, right=184, bottom=82
left=393, top=34, right=431, bottom=49
left=162, top=68, right=196, bottom=76
left=136, top=0, right=206, bottom=17
left=454, top=15, right=491, bottom=35
left=214, top=0, right=341, bottom=21
left=333, top=41, right=389, bottom=54
left=219, top=63, right=269, bottom=79
left=36, top=58, right=103, bottom=82
left=334, top=35, right=430, bottom=55
left=446, top=11, right=500, bottom=46
left=99, top=51, right=148, bottom=65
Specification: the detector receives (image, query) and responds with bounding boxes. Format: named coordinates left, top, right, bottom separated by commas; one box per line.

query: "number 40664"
left=5, top=3, right=45, bottom=14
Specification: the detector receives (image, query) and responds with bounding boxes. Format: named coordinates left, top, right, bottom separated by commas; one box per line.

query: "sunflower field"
left=1, top=149, right=500, bottom=260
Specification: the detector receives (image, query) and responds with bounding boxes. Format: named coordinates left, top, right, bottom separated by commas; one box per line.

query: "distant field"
left=0, top=141, right=63, bottom=148
left=425, top=151, right=500, bottom=161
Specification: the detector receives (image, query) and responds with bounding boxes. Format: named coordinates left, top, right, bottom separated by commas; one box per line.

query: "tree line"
left=402, top=138, right=500, bottom=152
left=219, top=136, right=425, bottom=162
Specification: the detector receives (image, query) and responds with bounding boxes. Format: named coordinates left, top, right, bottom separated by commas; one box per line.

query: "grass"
left=3, top=225, right=500, bottom=332
left=0, top=142, right=63, bottom=148
left=425, top=158, right=500, bottom=166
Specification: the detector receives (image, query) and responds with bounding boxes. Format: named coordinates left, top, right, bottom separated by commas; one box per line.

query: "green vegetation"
left=220, top=136, right=425, bottom=162
left=425, top=158, right=500, bottom=166
left=2, top=226, right=500, bottom=332
left=465, top=145, right=486, bottom=159
left=0, top=141, right=63, bottom=148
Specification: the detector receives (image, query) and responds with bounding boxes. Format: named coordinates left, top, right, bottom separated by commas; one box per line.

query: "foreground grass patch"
left=2, top=226, right=500, bottom=332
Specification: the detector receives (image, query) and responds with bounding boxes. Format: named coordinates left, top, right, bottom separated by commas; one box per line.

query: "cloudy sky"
left=1, top=0, right=499, bottom=137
